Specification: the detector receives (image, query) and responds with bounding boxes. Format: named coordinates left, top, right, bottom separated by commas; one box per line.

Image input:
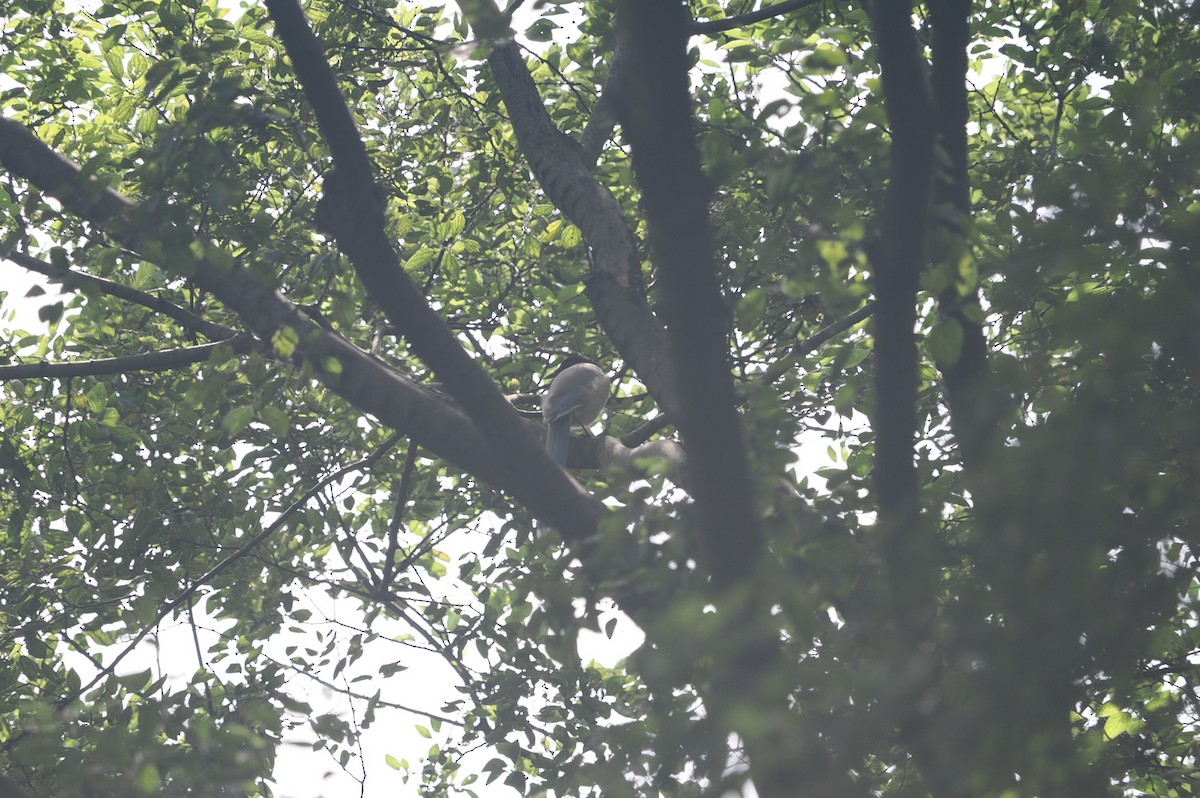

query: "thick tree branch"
left=868, top=6, right=964, bottom=797
left=480, top=37, right=680, bottom=415
left=687, top=0, right=824, bottom=35
left=608, top=6, right=869, bottom=798
left=613, top=0, right=760, bottom=587
left=867, top=0, right=935, bottom=598
left=927, top=0, right=1005, bottom=465
left=262, top=0, right=604, bottom=542
left=0, top=337, right=253, bottom=380
left=5, top=251, right=239, bottom=342
left=0, top=115, right=516, bottom=499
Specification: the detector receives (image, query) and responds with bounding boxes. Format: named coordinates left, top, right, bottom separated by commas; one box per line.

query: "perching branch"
left=0, top=336, right=254, bottom=380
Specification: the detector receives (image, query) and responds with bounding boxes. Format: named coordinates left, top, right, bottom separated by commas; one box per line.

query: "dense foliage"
left=1, top=0, right=1199, bottom=796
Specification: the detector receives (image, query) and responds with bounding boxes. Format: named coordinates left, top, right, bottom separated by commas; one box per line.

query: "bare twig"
left=380, top=442, right=420, bottom=589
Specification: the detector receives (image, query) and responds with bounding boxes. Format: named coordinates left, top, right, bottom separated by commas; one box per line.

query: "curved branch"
left=5, top=251, right=239, bottom=341
left=483, top=39, right=681, bottom=414
left=0, top=336, right=253, bottom=380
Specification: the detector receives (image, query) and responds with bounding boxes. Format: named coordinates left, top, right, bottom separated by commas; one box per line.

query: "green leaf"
left=926, top=318, right=964, bottom=365
left=221, top=406, right=255, bottom=436
left=405, top=247, right=438, bottom=272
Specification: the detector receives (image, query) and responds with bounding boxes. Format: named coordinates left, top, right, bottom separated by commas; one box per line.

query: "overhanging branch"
left=0, top=114, right=515, bottom=498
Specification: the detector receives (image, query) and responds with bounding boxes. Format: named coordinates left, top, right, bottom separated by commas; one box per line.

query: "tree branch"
left=479, top=34, right=681, bottom=414
left=687, top=0, right=824, bottom=35
left=867, top=0, right=935, bottom=594
left=613, top=0, right=760, bottom=587
left=264, top=0, right=604, bottom=543
left=5, top=251, right=239, bottom=342
left=578, top=30, right=629, bottom=168
left=762, top=300, right=876, bottom=386
left=607, top=6, right=869, bottom=798
left=0, top=337, right=254, bottom=380
left=927, top=0, right=1006, bottom=465
left=0, top=115, right=517, bottom=498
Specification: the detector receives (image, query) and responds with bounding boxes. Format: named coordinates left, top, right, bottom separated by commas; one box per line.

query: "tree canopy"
left=1, top=0, right=1199, bottom=796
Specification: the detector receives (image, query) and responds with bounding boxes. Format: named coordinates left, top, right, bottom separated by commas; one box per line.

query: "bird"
left=542, top=354, right=610, bottom=467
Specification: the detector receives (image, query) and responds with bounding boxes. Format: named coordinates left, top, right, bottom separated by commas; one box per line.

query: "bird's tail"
left=546, top=416, right=571, bottom=466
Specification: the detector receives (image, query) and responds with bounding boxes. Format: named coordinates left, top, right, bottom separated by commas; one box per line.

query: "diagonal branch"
left=0, top=114, right=515, bottom=497
left=687, top=0, right=824, bottom=35
left=762, top=299, right=877, bottom=387
left=5, top=250, right=240, bottom=342
left=578, top=29, right=629, bottom=168
left=263, top=0, right=603, bottom=543
left=478, top=31, right=680, bottom=414
left=0, top=337, right=254, bottom=380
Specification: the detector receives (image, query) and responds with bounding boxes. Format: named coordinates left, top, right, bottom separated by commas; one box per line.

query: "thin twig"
left=59, top=432, right=403, bottom=707
left=0, top=335, right=255, bottom=380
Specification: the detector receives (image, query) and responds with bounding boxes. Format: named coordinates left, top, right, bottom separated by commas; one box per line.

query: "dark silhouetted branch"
left=928, top=0, right=1007, bottom=465
left=6, top=251, right=239, bottom=341
left=614, top=0, right=760, bottom=587
left=688, top=0, right=823, bottom=35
